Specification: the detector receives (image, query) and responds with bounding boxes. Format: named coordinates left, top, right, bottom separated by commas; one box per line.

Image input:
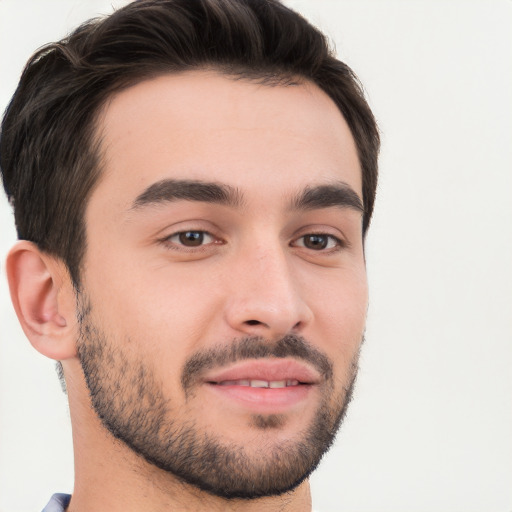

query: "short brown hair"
left=0, top=0, right=379, bottom=286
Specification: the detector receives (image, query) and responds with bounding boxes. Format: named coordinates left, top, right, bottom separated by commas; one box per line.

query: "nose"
left=223, top=242, right=313, bottom=340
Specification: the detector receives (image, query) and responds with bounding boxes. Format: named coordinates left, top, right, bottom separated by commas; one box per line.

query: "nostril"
left=245, top=320, right=262, bottom=326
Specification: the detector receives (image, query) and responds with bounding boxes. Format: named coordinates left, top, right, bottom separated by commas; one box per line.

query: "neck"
left=65, top=360, right=313, bottom=512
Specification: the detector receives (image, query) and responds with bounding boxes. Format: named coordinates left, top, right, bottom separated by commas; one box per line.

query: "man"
left=0, top=0, right=379, bottom=510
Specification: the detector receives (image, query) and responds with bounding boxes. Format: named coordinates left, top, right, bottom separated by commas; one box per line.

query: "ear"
left=6, top=241, right=78, bottom=360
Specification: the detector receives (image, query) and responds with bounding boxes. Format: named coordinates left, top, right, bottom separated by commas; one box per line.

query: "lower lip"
left=205, top=383, right=314, bottom=413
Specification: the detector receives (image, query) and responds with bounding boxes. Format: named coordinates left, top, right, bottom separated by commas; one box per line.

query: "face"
left=78, top=71, right=368, bottom=498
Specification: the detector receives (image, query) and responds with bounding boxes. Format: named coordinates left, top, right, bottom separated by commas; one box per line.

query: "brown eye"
left=167, top=231, right=214, bottom=247
left=303, top=234, right=328, bottom=250
left=179, top=231, right=205, bottom=246
left=295, top=234, right=340, bottom=251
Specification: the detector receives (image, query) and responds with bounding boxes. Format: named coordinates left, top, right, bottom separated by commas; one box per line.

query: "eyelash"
left=159, top=230, right=346, bottom=253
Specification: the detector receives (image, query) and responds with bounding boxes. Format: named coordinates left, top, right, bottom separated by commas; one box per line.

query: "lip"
left=202, top=359, right=320, bottom=414
left=203, top=359, right=321, bottom=385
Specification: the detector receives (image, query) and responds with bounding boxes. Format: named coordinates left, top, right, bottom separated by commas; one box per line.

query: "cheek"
left=81, top=262, right=227, bottom=406
left=307, top=266, right=368, bottom=372
left=83, top=250, right=225, bottom=358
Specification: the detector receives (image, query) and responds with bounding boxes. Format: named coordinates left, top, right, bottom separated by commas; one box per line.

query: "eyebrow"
left=131, top=179, right=243, bottom=210
left=291, top=183, right=364, bottom=214
left=130, top=178, right=363, bottom=215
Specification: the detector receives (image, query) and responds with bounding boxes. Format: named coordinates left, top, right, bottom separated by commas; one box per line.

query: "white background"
left=1, top=1, right=511, bottom=511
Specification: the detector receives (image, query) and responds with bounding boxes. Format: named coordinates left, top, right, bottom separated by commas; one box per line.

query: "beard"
left=76, top=295, right=360, bottom=500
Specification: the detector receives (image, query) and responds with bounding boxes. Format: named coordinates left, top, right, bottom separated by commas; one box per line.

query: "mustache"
left=181, top=334, right=333, bottom=392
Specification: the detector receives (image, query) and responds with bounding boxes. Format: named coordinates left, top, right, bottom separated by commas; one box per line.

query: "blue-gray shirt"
left=42, top=494, right=71, bottom=512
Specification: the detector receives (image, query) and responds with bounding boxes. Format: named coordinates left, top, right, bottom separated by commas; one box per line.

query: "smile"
left=201, top=359, right=319, bottom=413
left=215, top=379, right=300, bottom=388
left=202, top=358, right=320, bottom=386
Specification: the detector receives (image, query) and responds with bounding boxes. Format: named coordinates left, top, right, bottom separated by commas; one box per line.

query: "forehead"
left=92, top=70, right=361, bottom=213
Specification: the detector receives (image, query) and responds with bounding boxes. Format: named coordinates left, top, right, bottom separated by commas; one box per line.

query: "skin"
left=7, top=71, right=368, bottom=511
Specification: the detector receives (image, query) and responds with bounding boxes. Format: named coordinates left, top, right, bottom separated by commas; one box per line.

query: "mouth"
left=214, top=379, right=300, bottom=388
left=204, top=358, right=319, bottom=384
left=202, top=359, right=319, bottom=413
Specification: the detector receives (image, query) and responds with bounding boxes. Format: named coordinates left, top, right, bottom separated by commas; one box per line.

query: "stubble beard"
left=76, top=296, right=360, bottom=500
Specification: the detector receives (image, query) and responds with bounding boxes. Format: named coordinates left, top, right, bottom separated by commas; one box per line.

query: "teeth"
left=219, top=380, right=250, bottom=386
left=217, top=379, right=300, bottom=388
left=250, top=379, right=269, bottom=388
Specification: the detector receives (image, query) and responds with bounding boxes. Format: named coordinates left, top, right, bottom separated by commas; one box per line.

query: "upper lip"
left=203, top=359, right=321, bottom=385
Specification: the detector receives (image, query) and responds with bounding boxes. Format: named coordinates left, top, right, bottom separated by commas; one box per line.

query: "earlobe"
left=6, top=241, right=78, bottom=360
